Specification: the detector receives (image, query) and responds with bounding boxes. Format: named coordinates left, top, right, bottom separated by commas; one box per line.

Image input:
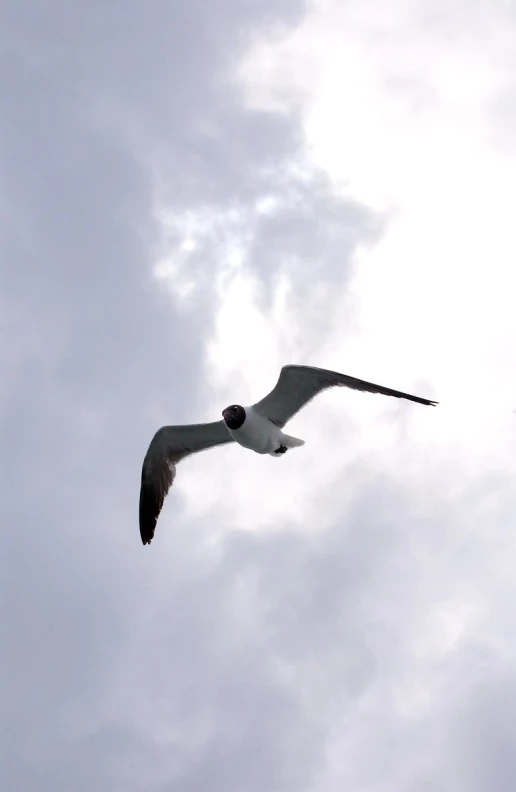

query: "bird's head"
left=222, top=404, right=246, bottom=430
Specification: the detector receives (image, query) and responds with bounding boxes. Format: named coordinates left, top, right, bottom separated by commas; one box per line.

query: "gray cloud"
left=5, top=0, right=514, bottom=791
left=1, top=0, right=382, bottom=790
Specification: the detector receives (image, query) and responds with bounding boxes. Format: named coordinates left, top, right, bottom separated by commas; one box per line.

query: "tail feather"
left=282, top=433, right=305, bottom=448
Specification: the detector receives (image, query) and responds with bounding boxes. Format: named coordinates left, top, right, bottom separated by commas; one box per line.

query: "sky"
left=2, top=0, right=516, bottom=790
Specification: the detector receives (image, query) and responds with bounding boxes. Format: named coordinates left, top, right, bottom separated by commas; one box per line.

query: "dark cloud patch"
left=0, top=1, right=404, bottom=791
left=0, top=0, right=369, bottom=790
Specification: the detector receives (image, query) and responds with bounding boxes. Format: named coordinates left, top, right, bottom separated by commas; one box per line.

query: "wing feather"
left=139, top=421, right=233, bottom=545
left=253, top=364, right=438, bottom=427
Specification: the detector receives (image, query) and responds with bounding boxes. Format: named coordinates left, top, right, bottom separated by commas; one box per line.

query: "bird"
left=139, top=364, right=438, bottom=545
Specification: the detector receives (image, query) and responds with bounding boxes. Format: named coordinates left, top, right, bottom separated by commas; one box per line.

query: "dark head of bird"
left=222, top=404, right=246, bottom=430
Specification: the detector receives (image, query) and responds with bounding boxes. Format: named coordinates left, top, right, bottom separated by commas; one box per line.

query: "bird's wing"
left=253, top=364, right=438, bottom=427
left=139, top=420, right=233, bottom=545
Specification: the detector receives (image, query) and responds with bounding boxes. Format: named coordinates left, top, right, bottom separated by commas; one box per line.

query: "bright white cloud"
left=186, top=2, right=516, bottom=789
left=238, top=0, right=516, bottom=459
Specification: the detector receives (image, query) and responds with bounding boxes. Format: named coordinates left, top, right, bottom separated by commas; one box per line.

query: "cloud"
left=1, top=1, right=380, bottom=790
left=4, top=0, right=516, bottom=790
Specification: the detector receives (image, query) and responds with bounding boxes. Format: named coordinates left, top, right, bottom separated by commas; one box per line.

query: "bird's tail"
left=282, top=433, right=305, bottom=449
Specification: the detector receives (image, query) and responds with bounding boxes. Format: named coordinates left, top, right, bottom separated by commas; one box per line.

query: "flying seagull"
left=139, top=364, right=437, bottom=545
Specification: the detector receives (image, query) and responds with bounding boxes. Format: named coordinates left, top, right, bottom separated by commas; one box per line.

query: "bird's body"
left=223, top=405, right=305, bottom=456
left=139, top=363, right=438, bottom=545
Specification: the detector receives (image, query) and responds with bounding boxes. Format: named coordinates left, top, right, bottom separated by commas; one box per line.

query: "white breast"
left=227, top=406, right=282, bottom=454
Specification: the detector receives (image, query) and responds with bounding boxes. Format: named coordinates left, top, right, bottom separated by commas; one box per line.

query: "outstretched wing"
left=253, top=364, right=438, bottom=427
left=139, top=421, right=233, bottom=545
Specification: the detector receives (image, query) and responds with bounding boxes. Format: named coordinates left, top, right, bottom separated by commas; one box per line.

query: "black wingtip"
left=410, top=395, right=438, bottom=406
left=139, top=524, right=154, bottom=545
left=139, top=475, right=159, bottom=546
left=139, top=505, right=157, bottom=546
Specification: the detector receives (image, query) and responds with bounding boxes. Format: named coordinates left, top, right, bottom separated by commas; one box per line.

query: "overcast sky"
left=3, top=0, right=516, bottom=790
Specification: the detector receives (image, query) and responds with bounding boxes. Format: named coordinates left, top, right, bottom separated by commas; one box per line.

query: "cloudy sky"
left=3, top=0, right=516, bottom=789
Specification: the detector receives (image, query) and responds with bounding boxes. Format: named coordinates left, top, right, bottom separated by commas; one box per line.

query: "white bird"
left=139, top=364, right=437, bottom=544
